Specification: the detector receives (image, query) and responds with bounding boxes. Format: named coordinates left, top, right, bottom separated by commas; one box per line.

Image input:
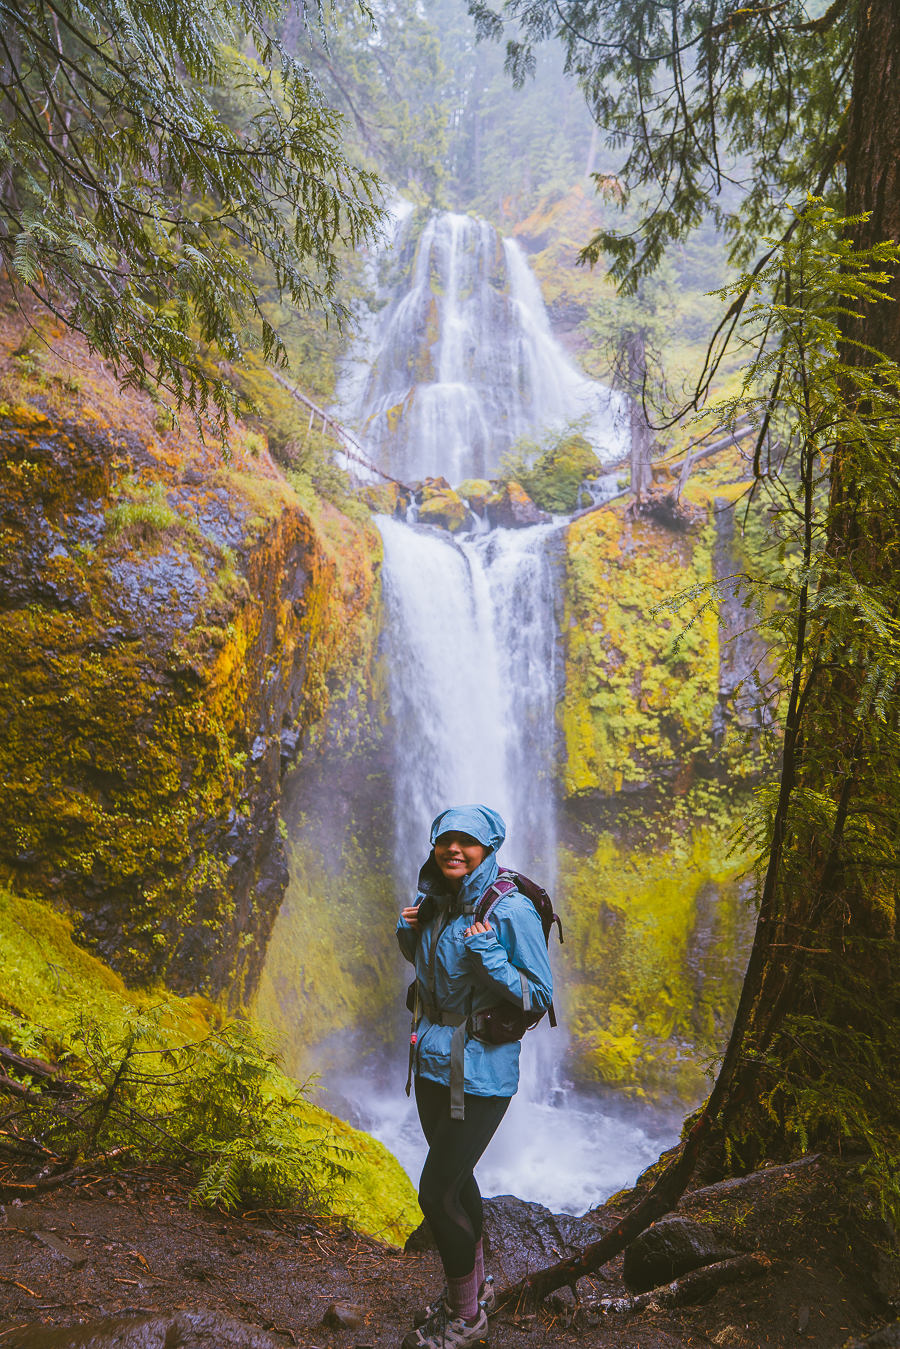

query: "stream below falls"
left=315, top=515, right=683, bottom=1215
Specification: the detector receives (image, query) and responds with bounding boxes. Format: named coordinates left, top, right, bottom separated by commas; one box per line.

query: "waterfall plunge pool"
left=317, top=1043, right=684, bottom=1218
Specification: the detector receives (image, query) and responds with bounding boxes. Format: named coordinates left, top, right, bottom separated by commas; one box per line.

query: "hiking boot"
left=413, top=1277, right=496, bottom=1329
left=402, top=1305, right=489, bottom=1349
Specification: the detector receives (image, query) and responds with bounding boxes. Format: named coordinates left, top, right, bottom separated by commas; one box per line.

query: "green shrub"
left=501, top=425, right=601, bottom=514
left=0, top=888, right=419, bottom=1239
left=105, top=479, right=179, bottom=540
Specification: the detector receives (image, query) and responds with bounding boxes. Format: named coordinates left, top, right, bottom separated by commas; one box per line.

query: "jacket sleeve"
left=464, top=897, right=553, bottom=1011
left=396, top=912, right=419, bottom=965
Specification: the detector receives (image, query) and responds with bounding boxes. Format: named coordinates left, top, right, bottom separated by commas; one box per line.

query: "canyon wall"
left=0, top=328, right=382, bottom=1005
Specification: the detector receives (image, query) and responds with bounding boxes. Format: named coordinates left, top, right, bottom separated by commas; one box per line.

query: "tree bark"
left=843, top=0, right=900, bottom=364
left=627, top=333, right=653, bottom=501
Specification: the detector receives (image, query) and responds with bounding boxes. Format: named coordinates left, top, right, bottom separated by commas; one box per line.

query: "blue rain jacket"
left=397, top=804, right=554, bottom=1099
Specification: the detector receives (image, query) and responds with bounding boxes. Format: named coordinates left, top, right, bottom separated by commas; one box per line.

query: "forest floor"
left=0, top=1152, right=894, bottom=1349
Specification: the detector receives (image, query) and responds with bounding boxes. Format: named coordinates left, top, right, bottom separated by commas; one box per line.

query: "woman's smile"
left=433, top=831, right=487, bottom=890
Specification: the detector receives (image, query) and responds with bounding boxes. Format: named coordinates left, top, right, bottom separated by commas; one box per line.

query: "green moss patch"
left=558, top=825, right=754, bottom=1100
left=0, top=885, right=418, bottom=1245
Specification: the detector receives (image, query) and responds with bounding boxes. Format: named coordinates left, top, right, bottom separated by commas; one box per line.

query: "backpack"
left=468, top=868, right=564, bottom=1044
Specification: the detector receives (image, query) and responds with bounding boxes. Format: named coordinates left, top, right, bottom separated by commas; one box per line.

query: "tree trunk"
left=504, top=5, right=900, bottom=1307
left=716, top=0, right=900, bottom=1167
left=627, top=333, right=653, bottom=501
left=843, top=0, right=900, bottom=363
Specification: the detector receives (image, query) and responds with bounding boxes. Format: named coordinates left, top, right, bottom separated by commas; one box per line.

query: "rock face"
left=486, top=481, right=551, bottom=529
left=0, top=1309, right=287, bottom=1347
left=622, top=1215, right=738, bottom=1293
left=416, top=477, right=469, bottom=532
left=405, top=1195, right=604, bottom=1285
left=0, top=380, right=380, bottom=1000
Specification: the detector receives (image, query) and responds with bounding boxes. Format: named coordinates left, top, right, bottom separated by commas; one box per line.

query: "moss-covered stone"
left=486, top=480, right=550, bottom=528
left=457, top=478, right=493, bottom=518
left=0, top=884, right=419, bottom=1244
left=417, top=484, right=469, bottom=532
left=0, top=337, right=383, bottom=1004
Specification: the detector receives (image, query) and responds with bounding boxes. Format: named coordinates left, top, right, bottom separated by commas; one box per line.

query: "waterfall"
left=318, top=207, right=677, bottom=1214
left=336, top=514, right=676, bottom=1214
left=377, top=516, right=559, bottom=894
left=338, top=208, right=627, bottom=483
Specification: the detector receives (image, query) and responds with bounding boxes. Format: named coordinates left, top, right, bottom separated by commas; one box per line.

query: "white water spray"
left=338, top=209, right=628, bottom=482
left=322, top=209, right=678, bottom=1214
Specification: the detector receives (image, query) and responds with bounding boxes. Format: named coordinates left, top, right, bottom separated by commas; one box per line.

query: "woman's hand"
left=464, top=920, right=493, bottom=938
left=401, top=906, right=420, bottom=929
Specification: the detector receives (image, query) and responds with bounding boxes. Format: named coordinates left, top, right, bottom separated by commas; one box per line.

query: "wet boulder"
left=457, top=478, right=494, bottom=519
left=623, top=1215, right=738, bottom=1293
left=416, top=481, right=469, bottom=532
left=485, top=481, right=551, bottom=529
left=405, top=1195, right=604, bottom=1281
left=0, top=1309, right=287, bottom=1347
left=481, top=1194, right=605, bottom=1285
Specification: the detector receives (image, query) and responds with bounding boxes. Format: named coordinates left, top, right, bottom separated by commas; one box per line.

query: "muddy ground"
left=0, top=1152, right=895, bottom=1349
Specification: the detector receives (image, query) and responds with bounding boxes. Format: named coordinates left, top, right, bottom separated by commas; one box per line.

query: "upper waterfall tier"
left=339, top=208, right=627, bottom=485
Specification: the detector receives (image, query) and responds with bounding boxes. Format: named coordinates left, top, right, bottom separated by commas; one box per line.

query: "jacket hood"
left=418, top=804, right=506, bottom=914
left=429, top=804, right=506, bottom=852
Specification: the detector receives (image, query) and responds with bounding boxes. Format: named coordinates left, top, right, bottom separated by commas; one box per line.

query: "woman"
left=396, top=804, right=553, bottom=1349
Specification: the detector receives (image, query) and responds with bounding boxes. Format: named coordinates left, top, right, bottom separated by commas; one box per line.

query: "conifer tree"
left=475, top=0, right=900, bottom=1304
left=0, top=0, right=383, bottom=429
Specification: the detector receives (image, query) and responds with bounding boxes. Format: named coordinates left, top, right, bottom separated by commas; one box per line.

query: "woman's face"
left=433, top=831, right=488, bottom=889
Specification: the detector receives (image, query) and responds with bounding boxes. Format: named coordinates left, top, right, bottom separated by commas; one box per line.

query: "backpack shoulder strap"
left=475, top=873, right=518, bottom=925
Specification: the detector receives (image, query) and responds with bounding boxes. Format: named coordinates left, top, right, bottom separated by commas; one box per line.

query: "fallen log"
left=0, top=1072, right=46, bottom=1104
left=0, top=1147, right=131, bottom=1199
left=590, top=1251, right=772, bottom=1314
left=0, top=1045, right=58, bottom=1080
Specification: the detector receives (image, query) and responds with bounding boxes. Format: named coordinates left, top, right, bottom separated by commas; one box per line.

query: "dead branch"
left=268, top=370, right=413, bottom=493
left=589, top=1251, right=772, bottom=1313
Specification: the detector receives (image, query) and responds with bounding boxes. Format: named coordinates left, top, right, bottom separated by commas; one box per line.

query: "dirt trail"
left=0, top=1155, right=893, bottom=1349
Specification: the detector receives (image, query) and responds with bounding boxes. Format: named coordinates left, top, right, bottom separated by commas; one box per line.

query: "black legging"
left=415, top=1075, right=510, bottom=1279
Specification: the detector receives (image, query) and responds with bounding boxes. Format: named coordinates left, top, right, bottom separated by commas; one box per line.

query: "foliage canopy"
left=467, top=0, right=854, bottom=291
left=0, top=0, right=384, bottom=431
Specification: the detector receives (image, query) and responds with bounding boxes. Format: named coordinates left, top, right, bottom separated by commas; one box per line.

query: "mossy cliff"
left=253, top=542, right=400, bottom=1081
left=557, top=457, right=768, bottom=1099
left=0, top=327, right=382, bottom=1005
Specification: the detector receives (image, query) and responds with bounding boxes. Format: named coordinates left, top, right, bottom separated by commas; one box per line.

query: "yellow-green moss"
left=0, top=344, right=386, bottom=996
left=558, top=824, right=753, bottom=1100
left=0, top=884, right=418, bottom=1245
left=562, top=505, right=719, bottom=797
left=254, top=834, right=399, bottom=1078
left=557, top=458, right=770, bottom=1100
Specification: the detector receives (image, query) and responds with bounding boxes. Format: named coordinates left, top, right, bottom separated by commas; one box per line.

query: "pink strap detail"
left=475, top=876, right=517, bottom=925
